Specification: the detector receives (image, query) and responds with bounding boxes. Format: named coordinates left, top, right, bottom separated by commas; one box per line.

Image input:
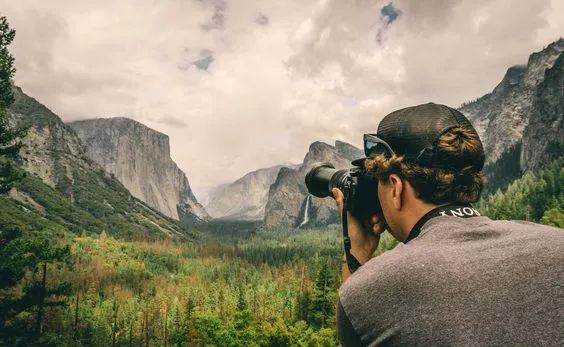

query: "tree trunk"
left=35, top=262, right=47, bottom=338
left=128, top=319, right=134, bottom=347
left=163, top=304, right=168, bottom=347
left=111, top=300, right=119, bottom=347
left=74, top=290, right=80, bottom=334
left=144, top=301, right=149, bottom=347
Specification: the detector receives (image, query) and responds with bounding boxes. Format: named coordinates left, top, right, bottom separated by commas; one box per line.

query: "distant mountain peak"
left=204, top=163, right=296, bottom=221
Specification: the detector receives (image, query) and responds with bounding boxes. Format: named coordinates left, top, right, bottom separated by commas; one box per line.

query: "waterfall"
left=298, top=194, right=312, bottom=228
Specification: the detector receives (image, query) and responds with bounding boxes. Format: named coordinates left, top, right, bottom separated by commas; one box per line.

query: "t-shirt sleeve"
left=337, top=297, right=365, bottom=347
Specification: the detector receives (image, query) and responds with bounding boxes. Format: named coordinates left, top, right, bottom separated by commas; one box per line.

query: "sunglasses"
left=363, top=134, right=396, bottom=158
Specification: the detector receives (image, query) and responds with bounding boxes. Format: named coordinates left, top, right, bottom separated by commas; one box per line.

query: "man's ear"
left=389, top=174, right=403, bottom=211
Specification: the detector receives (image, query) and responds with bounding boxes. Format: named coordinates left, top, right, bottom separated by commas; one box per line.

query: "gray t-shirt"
left=338, top=216, right=564, bottom=346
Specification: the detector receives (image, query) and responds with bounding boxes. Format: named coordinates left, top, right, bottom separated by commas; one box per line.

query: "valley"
left=0, top=10, right=562, bottom=346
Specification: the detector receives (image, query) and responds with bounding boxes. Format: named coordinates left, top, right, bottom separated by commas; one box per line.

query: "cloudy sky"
left=1, top=0, right=563, bottom=198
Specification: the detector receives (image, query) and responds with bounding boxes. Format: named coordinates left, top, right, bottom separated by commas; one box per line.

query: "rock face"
left=264, top=140, right=362, bottom=228
left=205, top=164, right=297, bottom=220
left=68, top=118, right=209, bottom=223
left=6, top=86, right=190, bottom=239
left=521, top=52, right=564, bottom=173
left=9, top=87, right=90, bottom=195
left=459, top=39, right=564, bottom=167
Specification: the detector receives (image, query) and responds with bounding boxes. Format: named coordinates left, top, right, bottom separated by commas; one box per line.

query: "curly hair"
left=364, top=127, right=486, bottom=205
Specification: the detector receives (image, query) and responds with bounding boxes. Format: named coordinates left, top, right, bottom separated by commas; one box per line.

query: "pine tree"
left=0, top=16, right=25, bottom=194
left=0, top=230, right=72, bottom=342
left=309, top=260, right=337, bottom=328
left=479, top=159, right=563, bottom=223
left=296, top=265, right=311, bottom=322
left=296, top=290, right=312, bottom=322
left=234, top=288, right=252, bottom=330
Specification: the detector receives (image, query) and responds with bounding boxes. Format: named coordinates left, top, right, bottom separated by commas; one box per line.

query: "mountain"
left=204, top=164, right=298, bottom=220
left=68, top=118, right=209, bottom=224
left=459, top=38, right=564, bottom=190
left=264, top=140, right=362, bottom=228
left=521, top=51, right=564, bottom=172
left=1, top=86, right=191, bottom=240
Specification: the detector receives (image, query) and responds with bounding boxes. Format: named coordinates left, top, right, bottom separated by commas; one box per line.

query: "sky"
left=1, top=0, right=563, bottom=199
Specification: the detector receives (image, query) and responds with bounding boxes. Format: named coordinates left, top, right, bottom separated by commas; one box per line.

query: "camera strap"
left=342, top=179, right=362, bottom=274
left=343, top=201, right=481, bottom=273
left=404, top=203, right=481, bottom=243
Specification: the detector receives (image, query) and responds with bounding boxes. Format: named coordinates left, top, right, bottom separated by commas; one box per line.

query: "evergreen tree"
left=0, top=15, right=25, bottom=194
left=296, top=266, right=311, bottom=322
left=479, top=159, right=563, bottom=223
left=540, top=207, right=564, bottom=228
left=309, top=260, right=337, bottom=328
left=0, top=230, right=72, bottom=342
left=296, top=290, right=312, bottom=322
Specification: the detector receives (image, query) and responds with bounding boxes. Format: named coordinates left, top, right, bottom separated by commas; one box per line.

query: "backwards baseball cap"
left=352, top=102, right=485, bottom=171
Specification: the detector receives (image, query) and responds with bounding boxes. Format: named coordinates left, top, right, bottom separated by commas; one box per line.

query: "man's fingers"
left=332, top=188, right=344, bottom=211
left=370, top=213, right=386, bottom=235
left=373, top=222, right=384, bottom=235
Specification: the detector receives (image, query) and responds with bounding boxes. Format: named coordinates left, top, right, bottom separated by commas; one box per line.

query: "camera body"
left=305, top=162, right=381, bottom=223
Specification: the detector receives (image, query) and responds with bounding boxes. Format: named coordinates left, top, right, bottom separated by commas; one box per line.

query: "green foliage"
left=540, top=208, right=564, bottom=228
left=0, top=16, right=15, bottom=109
left=0, top=159, right=24, bottom=194
left=0, top=228, right=72, bottom=344
left=0, top=15, right=26, bottom=194
left=0, top=172, right=194, bottom=241
left=309, top=260, right=337, bottom=329
left=0, top=224, right=361, bottom=346
left=479, top=159, right=563, bottom=222
left=374, top=231, right=399, bottom=256
left=483, top=142, right=522, bottom=194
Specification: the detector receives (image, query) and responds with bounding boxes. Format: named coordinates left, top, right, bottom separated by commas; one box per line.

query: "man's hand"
left=332, top=188, right=383, bottom=265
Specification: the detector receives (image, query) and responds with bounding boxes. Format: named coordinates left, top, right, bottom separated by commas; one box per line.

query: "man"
left=333, top=103, right=563, bottom=346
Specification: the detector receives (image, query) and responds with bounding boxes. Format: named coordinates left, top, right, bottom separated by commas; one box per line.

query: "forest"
left=1, top=162, right=561, bottom=346
left=0, top=220, right=356, bottom=346
left=0, top=14, right=563, bottom=347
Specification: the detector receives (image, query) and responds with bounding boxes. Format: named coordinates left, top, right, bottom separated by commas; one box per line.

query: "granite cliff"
left=521, top=51, right=564, bottom=173
left=459, top=39, right=564, bottom=188
left=68, top=118, right=209, bottom=224
left=205, top=164, right=297, bottom=220
left=264, top=141, right=362, bottom=228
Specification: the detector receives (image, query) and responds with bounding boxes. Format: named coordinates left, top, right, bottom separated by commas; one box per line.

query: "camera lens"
left=305, top=163, right=350, bottom=198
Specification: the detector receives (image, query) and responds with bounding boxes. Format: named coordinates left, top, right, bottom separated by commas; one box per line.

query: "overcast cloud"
left=1, top=0, right=562, bottom=198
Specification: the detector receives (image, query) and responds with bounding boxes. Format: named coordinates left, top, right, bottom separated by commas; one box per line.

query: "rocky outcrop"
left=6, top=86, right=190, bottom=239
left=68, top=118, right=209, bottom=223
left=521, top=52, right=564, bottom=173
left=264, top=140, right=362, bottom=228
left=205, top=164, right=296, bottom=220
left=459, top=39, right=564, bottom=165
left=263, top=167, right=305, bottom=228
left=8, top=87, right=90, bottom=196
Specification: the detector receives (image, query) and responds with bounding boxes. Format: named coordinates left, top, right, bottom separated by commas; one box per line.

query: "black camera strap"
left=342, top=200, right=481, bottom=274
left=404, top=203, right=481, bottom=243
left=341, top=179, right=362, bottom=274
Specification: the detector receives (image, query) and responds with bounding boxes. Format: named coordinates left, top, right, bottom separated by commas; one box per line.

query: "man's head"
left=359, top=103, right=486, bottom=240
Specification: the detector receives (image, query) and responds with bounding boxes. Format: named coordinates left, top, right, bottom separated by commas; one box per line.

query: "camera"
left=305, top=162, right=382, bottom=223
